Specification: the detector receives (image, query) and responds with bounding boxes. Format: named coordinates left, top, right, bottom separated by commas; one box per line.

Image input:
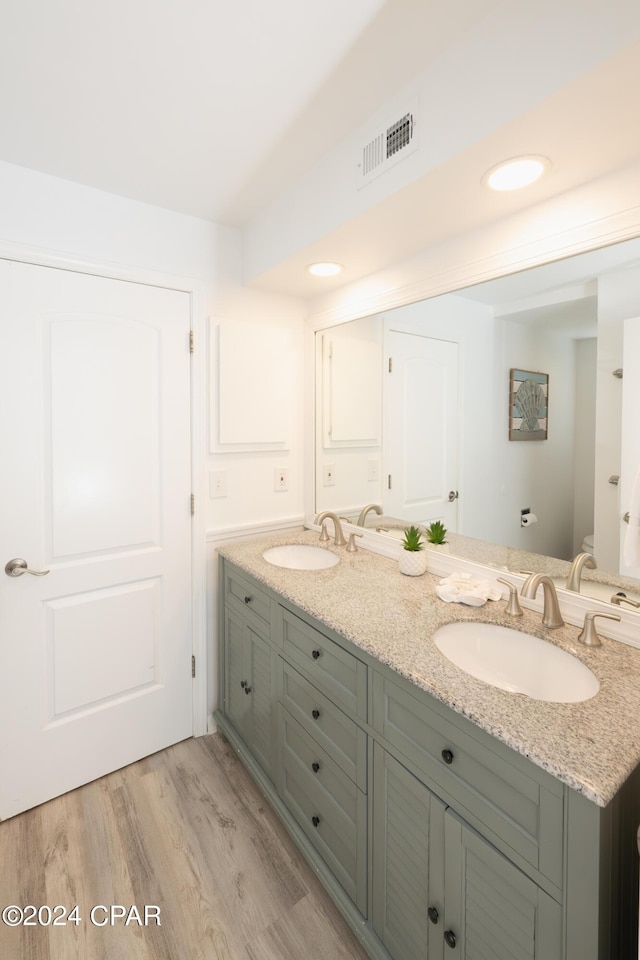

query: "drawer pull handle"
left=441, top=748, right=454, bottom=765
left=244, top=595, right=252, bottom=604
left=312, top=762, right=320, bottom=773
left=312, top=709, right=321, bottom=720
left=427, top=906, right=439, bottom=925
left=444, top=930, right=457, bottom=949
left=312, top=815, right=320, bottom=828
left=311, top=649, right=321, bottom=660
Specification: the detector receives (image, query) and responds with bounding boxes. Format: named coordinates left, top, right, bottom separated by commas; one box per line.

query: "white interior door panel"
left=0, top=260, right=193, bottom=819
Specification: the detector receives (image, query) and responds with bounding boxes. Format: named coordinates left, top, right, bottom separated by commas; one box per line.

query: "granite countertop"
left=218, top=529, right=640, bottom=807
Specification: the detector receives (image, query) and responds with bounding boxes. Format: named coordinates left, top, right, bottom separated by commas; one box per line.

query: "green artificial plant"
left=426, top=520, right=448, bottom=545
left=402, top=525, right=424, bottom=552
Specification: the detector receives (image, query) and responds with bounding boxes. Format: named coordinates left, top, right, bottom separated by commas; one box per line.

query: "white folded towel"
left=624, top=466, right=640, bottom=569
left=435, top=572, right=503, bottom=607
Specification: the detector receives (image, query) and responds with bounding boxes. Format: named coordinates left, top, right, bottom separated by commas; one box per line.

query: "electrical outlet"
left=210, top=470, right=228, bottom=498
left=274, top=468, right=289, bottom=492
left=367, top=459, right=379, bottom=482
left=323, top=464, right=336, bottom=487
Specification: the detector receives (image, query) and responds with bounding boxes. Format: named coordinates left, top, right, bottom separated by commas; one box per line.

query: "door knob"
left=5, top=558, right=50, bottom=578
left=448, top=490, right=459, bottom=502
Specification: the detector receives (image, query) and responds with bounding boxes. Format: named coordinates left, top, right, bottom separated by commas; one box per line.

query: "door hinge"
left=388, top=357, right=393, bottom=373
left=190, top=494, right=195, bottom=515
left=192, top=655, right=196, bottom=678
left=189, top=330, right=194, bottom=354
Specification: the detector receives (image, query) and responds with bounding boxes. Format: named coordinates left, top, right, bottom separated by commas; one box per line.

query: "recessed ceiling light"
left=483, top=156, right=550, bottom=191
left=307, top=261, right=343, bottom=277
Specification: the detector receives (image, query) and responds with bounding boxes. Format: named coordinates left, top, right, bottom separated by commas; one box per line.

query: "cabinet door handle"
left=312, top=709, right=320, bottom=720
left=244, top=595, right=252, bottom=604
left=444, top=930, right=457, bottom=949
left=427, top=906, right=439, bottom=924
left=441, top=748, right=454, bottom=765
left=311, top=815, right=320, bottom=827
left=311, top=649, right=321, bottom=660
left=244, top=685, right=252, bottom=695
left=312, top=762, right=320, bottom=773
left=240, top=680, right=246, bottom=688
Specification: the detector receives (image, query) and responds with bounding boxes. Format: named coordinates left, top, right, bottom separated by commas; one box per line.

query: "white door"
left=0, top=260, right=193, bottom=819
left=620, top=315, right=640, bottom=577
left=384, top=331, right=459, bottom=527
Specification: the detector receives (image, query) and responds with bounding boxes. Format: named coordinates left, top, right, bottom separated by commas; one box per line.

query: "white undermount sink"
left=433, top=622, right=599, bottom=703
left=262, top=544, right=340, bottom=570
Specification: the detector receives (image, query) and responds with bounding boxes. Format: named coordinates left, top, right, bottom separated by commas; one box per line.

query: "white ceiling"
left=0, top=0, right=493, bottom=225
left=2, top=0, right=640, bottom=299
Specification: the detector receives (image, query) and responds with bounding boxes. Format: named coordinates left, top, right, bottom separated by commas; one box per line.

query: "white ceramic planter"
left=399, top=550, right=428, bottom=576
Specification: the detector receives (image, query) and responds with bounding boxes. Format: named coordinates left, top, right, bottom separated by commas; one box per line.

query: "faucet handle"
left=319, top=522, right=330, bottom=542
left=578, top=611, right=621, bottom=647
left=497, top=578, right=523, bottom=617
left=610, top=592, right=640, bottom=609
left=346, top=532, right=364, bottom=553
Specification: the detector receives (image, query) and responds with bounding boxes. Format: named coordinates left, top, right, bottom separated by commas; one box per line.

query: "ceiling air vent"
left=357, top=101, right=418, bottom=189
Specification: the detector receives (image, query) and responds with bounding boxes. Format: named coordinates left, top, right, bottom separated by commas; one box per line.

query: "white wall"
left=314, top=314, right=383, bottom=515
left=498, top=317, right=578, bottom=560
left=207, top=225, right=307, bottom=535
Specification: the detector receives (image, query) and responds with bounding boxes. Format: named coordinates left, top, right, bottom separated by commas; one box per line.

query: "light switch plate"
left=274, top=468, right=289, bottom=492
left=323, top=464, right=336, bottom=486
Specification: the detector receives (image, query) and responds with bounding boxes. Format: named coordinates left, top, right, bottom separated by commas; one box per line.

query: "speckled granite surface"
left=218, top=529, right=640, bottom=807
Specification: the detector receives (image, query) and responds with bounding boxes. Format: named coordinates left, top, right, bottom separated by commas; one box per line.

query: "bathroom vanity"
left=215, top=531, right=640, bottom=960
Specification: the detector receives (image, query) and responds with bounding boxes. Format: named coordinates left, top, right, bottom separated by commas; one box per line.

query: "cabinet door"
left=372, top=744, right=445, bottom=960
left=224, top=607, right=248, bottom=736
left=224, top=607, right=278, bottom=780
left=444, top=811, right=562, bottom=960
left=245, top=626, right=278, bottom=777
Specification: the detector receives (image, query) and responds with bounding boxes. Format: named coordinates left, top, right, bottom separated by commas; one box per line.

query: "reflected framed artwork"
left=509, top=369, right=548, bottom=441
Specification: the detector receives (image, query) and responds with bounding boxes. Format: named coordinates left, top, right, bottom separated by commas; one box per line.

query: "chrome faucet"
left=357, top=503, right=383, bottom=526
left=566, top=552, right=596, bottom=592
left=521, top=573, right=565, bottom=629
left=314, top=511, right=347, bottom=546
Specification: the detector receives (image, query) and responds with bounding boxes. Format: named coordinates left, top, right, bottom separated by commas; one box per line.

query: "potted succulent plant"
left=399, top=525, right=428, bottom=576
left=426, top=520, right=449, bottom=551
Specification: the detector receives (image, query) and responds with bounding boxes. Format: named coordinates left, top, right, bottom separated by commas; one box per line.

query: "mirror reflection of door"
left=384, top=330, right=459, bottom=529
left=620, top=315, right=640, bottom=578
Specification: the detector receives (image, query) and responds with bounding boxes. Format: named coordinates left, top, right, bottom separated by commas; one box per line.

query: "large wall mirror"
left=314, top=236, right=640, bottom=605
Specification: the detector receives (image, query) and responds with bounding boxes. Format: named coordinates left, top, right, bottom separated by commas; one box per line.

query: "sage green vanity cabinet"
left=371, top=744, right=445, bottom=959
left=222, top=566, right=279, bottom=780
left=216, top=557, right=640, bottom=960
left=371, top=744, right=562, bottom=960
left=279, top=703, right=368, bottom=914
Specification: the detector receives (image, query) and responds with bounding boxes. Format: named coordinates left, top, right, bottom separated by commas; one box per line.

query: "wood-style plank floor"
left=0, top=733, right=370, bottom=960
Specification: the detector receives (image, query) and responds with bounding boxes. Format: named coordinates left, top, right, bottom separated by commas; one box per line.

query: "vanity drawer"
left=281, top=660, right=367, bottom=791
left=372, top=672, right=564, bottom=891
left=280, top=607, right=367, bottom=721
left=279, top=706, right=367, bottom=915
left=224, top=565, right=273, bottom=635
